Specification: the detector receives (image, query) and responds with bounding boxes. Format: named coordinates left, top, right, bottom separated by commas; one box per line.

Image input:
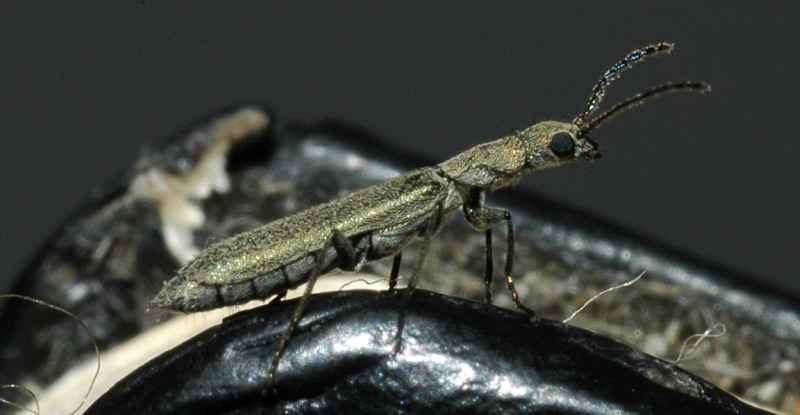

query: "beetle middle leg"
left=391, top=201, right=443, bottom=354
left=463, top=189, right=536, bottom=318
left=268, top=229, right=360, bottom=384
left=387, top=253, right=402, bottom=291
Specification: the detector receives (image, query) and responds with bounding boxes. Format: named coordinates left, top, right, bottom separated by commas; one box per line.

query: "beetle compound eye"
left=548, top=133, right=575, bottom=158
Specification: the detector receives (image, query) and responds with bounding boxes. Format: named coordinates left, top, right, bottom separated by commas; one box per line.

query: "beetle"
left=150, top=42, right=709, bottom=382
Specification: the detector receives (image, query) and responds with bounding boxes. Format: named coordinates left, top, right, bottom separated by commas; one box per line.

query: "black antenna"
left=572, top=43, right=675, bottom=129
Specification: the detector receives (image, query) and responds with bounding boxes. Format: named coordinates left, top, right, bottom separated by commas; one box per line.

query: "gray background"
left=1, top=3, right=798, bottom=295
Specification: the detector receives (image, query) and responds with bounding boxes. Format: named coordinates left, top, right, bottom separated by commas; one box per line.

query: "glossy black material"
left=85, top=289, right=768, bottom=415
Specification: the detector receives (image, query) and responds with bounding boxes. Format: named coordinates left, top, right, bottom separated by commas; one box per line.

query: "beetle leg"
left=393, top=201, right=442, bottom=355
left=463, top=190, right=536, bottom=318
left=388, top=253, right=402, bottom=291
left=268, top=230, right=351, bottom=384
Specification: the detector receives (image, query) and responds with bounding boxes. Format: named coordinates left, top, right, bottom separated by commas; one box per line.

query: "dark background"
left=1, top=3, right=798, bottom=296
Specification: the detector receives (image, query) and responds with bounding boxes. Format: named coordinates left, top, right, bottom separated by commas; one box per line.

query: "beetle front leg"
left=463, top=189, right=536, bottom=317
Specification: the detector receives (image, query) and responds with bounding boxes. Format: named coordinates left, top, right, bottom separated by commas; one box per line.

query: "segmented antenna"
left=581, top=81, right=710, bottom=135
left=572, top=43, right=674, bottom=128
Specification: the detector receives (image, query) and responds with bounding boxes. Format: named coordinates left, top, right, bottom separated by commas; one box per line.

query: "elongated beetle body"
left=151, top=43, right=709, bottom=383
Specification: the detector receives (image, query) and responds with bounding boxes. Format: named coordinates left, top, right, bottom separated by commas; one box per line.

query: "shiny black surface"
left=85, top=290, right=769, bottom=415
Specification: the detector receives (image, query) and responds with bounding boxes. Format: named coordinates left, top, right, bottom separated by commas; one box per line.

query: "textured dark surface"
left=85, top=289, right=770, bottom=415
